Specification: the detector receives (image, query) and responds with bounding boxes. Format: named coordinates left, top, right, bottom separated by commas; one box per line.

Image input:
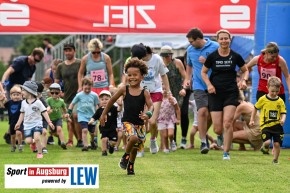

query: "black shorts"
left=100, top=130, right=118, bottom=142
left=10, top=124, right=23, bottom=135
left=208, top=90, right=239, bottom=112
left=261, top=124, right=284, bottom=146
left=79, top=121, right=95, bottom=134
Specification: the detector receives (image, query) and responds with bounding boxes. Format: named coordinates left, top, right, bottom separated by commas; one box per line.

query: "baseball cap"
left=131, top=43, right=147, bottom=59
left=21, top=81, right=38, bottom=96
left=49, top=83, right=61, bottom=90
left=160, top=45, right=173, bottom=57
left=99, top=90, right=111, bottom=97
left=63, top=43, right=75, bottom=50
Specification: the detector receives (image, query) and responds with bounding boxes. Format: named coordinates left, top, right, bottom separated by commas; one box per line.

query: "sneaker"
left=163, top=149, right=170, bottom=153
left=37, top=153, right=43, bottom=159
left=119, top=153, right=130, bottom=170
left=108, top=143, right=115, bottom=154
left=76, top=140, right=84, bottom=148
left=136, top=150, right=144, bottom=157
left=30, top=143, right=37, bottom=152
left=200, top=142, right=209, bottom=154
left=261, top=147, right=269, bottom=155
left=127, top=162, right=135, bottom=175
left=272, top=159, right=279, bottom=164
left=4, top=133, right=11, bottom=144
left=18, top=145, right=23, bottom=152
left=114, top=146, right=119, bottom=151
left=61, top=143, right=67, bottom=150
left=66, top=140, right=73, bottom=147
left=47, top=136, right=55, bottom=145
left=11, top=146, right=16, bottom=152
left=223, top=152, right=230, bottom=160
left=171, top=141, right=177, bottom=152
left=217, top=135, right=224, bottom=147
left=94, top=136, right=98, bottom=144
left=82, top=146, right=89, bottom=151
left=180, top=138, right=187, bottom=149
left=58, top=137, right=61, bottom=146
left=150, top=139, right=159, bottom=154
left=102, top=151, right=108, bottom=156
left=42, top=147, right=48, bottom=154
left=90, top=141, right=97, bottom=150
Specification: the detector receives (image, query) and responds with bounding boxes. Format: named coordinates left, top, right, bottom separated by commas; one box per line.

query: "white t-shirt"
left=141, top=54, right=168, bottom=93
left=20, top=99, right=47, bottom=130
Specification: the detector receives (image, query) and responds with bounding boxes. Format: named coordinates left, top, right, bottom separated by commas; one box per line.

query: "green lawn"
left=0, top=120, right=289, bottom=193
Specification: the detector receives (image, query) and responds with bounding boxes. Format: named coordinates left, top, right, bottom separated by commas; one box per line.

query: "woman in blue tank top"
left=78, top=38, right=115, bottom=95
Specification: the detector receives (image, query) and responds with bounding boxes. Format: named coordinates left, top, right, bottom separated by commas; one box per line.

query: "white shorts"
left=157, top=122, right=175, bottom=131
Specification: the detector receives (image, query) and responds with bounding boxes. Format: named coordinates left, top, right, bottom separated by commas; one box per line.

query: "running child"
left=66, top=77, right=99, bottom=151
left=15, top=81, right=54, bottom=158
left=100, top=58, right=153, bottom=175
left=4, top=85, right=23, bottom=152
left=250, top=76, right=286, bottom=164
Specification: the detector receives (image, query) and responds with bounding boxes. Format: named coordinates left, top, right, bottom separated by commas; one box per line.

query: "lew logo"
left=0, top=0, right=29, bottom=26
left=220, top=0, right=250, bottom=29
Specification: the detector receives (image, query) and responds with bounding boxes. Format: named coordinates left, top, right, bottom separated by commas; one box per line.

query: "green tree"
left=17, top=35, right=68, bottom=55
left=0, top=61, right=7, bottom=78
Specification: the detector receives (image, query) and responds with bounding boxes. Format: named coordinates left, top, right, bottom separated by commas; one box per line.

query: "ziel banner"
left=0, top=0, right=256, bottom=34
left=5, top=164, right=99, bottom=189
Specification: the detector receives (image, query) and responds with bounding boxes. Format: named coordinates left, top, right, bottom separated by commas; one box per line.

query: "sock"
left=201, top=139, right=206, bottom=143
left=150, top=137, right=156, bottom=141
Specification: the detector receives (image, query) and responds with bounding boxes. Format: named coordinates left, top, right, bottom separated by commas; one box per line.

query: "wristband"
left=145, top=111, right=153, bottom=118
left=67, top=109, right=72, bottom=116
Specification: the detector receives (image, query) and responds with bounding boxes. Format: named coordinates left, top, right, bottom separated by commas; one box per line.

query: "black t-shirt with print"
left=204, top=49, right=245, bottom=93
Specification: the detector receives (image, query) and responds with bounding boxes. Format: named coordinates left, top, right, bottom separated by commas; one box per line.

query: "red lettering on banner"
left=28, top=167, right=69, bottom=176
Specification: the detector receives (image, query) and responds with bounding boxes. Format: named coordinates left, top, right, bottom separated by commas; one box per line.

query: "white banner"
left=5, top=164, right=99, bottom=189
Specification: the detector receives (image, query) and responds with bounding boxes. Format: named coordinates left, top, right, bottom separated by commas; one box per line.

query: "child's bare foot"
left=186, top=145, right=194, bottom=149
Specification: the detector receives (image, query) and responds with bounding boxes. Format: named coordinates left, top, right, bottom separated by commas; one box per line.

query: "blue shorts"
left=24, top=127, right=43, bottom=138
left=79, top=121, right=95, bottom=134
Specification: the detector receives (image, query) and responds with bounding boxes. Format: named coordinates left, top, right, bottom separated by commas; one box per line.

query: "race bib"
left=90, top=69, right=106, bottom=83
left=142, top=81, right=155, bottom=92
left=260, top=67, right=276, bottom=80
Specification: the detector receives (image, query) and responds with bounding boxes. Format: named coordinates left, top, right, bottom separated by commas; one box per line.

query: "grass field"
left=0, top=120, right=289, bottom=193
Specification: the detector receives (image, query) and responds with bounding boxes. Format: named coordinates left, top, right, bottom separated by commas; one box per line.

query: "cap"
left=131, top=44, right=147, bottom=59
left=99, top=90, right=111, bottom=97
left=36, top=82, right=44, bottom=93
left=21, top=81, right=38, bottom=96
left=160, top=45, right=173, bottom=57
left=49, top=83, right=61, bottom=90
left=63, top=43, right=75, bottom=50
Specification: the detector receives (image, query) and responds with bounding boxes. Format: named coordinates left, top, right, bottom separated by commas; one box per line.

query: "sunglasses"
left=91, top=51, right=101, bottom=55
left=267, top=50, right=278, bottom=54
left=34, top=57, right=41, bottom=63
left=50, top=92, right=59, bottom=95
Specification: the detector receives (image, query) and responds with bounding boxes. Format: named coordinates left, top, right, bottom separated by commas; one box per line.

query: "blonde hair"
left=10, top=84, right=22, bottom=94
left=267, top=76, right=281, bottom=88
left=87, top=38, right=103, bottom=52
left=216, top=29, right=231, bottom=40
